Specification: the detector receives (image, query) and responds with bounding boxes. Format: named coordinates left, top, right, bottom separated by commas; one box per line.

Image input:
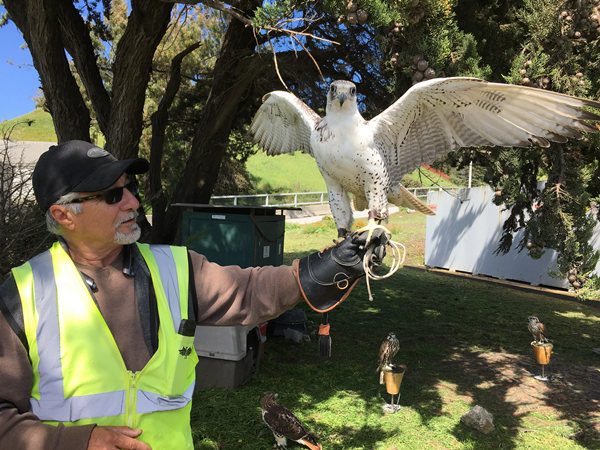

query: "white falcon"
left=250, top=78, right=600, bottom=239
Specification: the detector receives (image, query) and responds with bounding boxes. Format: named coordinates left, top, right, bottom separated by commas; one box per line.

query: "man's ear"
left=49, top=205, right=76, bottom=230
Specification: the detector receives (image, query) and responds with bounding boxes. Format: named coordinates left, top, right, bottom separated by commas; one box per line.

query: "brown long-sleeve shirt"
left=0, top=248, right=302, bottom=449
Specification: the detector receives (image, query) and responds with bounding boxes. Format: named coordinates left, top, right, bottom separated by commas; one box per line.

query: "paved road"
left=286, top=205, right=400, bottom=224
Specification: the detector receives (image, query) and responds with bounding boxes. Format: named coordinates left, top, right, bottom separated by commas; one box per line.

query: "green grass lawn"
left=6, top=110, right=598, bottom=448
left=1, top=109, right=57, bottom=142
left=190, top=213, right=600, bottom=449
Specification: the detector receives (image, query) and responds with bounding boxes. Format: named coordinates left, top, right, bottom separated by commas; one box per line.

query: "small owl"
left=377, top=332, right=400, bottom=384
left=528, top=316, right=548, bottom=343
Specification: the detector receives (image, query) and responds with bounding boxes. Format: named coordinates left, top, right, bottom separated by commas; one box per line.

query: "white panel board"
left=423, top=186, right=591, bottom=289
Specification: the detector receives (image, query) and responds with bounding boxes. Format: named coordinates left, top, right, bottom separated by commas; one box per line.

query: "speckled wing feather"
left=263, top=402, right=310, bottom=441
left=261, top=392, right=321, bottom=450
left=250, top=91, right=321, bottom=156
left=368, top=77, right=600, bottom=186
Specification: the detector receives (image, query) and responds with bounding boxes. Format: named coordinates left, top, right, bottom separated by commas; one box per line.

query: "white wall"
left=423, top=186, right=592, bottom=289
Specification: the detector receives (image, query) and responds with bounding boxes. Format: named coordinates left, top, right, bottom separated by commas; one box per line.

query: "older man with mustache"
left=0, top=140, right=387, bottom=449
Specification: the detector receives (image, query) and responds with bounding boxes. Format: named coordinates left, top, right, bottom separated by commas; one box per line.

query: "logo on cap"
left=87, top=147, right=110, bottom=158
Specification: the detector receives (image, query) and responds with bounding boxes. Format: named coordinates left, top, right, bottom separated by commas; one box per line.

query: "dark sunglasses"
left=72, top=180, right=139, bottom=205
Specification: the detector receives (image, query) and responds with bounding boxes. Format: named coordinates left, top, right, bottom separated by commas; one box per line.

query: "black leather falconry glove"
left=297, top=228, right=388, bottom=313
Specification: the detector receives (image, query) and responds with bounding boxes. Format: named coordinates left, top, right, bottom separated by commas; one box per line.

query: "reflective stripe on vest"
left=147, top=245, right=182, bottom=331
left=136, top=380, right=195, bottom=414
left=22, top=243, right=193, bottom=421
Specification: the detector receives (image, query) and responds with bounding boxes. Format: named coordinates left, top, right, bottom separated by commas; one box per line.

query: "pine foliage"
left=464, top=0, right=600, bottom=296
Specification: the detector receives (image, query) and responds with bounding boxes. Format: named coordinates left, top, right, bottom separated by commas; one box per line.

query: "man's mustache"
left=116, top=211, right=139, bottom=228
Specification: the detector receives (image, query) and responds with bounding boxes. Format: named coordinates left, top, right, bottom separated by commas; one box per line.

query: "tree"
left=452, top=0, right=600, bottom=297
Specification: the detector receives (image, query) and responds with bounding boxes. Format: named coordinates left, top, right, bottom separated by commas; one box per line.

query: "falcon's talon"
left=356, top=218, right=393, bottom=246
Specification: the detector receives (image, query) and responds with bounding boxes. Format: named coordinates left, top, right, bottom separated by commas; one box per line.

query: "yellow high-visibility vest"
left=13, top=242, right=198, bottom=449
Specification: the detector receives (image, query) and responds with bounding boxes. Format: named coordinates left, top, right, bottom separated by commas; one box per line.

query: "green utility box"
left=176, top=204, right=294, bottom=268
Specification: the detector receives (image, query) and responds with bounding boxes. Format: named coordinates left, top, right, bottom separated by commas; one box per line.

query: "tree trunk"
left=147, top=42, right=202, bottom=241
left=5, top=0, right=173, bottom=155
left=151, top=0, right=264, bottom=243
left=107, top=0, right=173, bottom=159
left=56, top=1, right=111, bottom=137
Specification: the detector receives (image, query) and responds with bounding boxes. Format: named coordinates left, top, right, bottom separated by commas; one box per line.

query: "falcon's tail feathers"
left=299, top=439, right=322, bottom=450
left=388, top=184, right=435, bottom=216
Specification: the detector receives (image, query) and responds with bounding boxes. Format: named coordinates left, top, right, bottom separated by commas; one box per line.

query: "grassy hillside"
left=1, top=109, right=56, bottom=142
left=246, top=151, right=327, bottom=193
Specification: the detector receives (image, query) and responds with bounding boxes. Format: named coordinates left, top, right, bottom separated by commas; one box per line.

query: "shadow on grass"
left=191, top=258, right=600, bottom=449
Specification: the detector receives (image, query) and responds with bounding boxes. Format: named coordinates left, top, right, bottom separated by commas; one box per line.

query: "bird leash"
left=359, top=224, right=406, bottom=301
left=317, top=226, right=405, bottom=358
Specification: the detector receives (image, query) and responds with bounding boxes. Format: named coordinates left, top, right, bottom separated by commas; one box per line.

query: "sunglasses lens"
left=75, top=180, right=138, bottom=205
left=104, top=186, right=124, bottom=204
left=104, top=181, right=139, bottom=204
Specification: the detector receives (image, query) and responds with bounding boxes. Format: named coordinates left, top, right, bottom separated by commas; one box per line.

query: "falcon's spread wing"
left=368, top=77, right=600, bottom=185
left=250, top=91, right=321, bottom=156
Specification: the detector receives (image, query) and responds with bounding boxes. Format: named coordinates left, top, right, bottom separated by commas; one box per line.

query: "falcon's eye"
left=330, top=85, right=337, bottom=95
left=350, top=87, right=356, bottom=95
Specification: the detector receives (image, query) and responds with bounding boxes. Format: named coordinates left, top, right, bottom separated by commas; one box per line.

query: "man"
left=0, top=140, right=385, bottom=449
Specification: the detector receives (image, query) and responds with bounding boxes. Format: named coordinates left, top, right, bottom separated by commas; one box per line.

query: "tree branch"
left=148, top=41, right=202, bottom=237
left=198, top=0, right=252, bottom=25
left=108, top=0, right=173, bottom=158
left=162, top=0, right=339, bottom=44
left=56, top=0, right=111, bottom=137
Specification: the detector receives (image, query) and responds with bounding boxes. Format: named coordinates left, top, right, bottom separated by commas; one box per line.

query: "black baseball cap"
left=33, top=140, right=149, bottom=212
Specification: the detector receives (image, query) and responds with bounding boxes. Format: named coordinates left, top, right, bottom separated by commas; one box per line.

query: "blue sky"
left=0, top=17, right=41, bottom=122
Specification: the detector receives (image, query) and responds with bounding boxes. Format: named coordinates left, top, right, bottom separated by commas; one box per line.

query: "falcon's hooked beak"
left=337, top=92, right=347, bottom=106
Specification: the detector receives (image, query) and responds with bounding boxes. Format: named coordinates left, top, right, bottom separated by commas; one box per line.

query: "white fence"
left=211, top=191, right=328, bottom=207
left=211, top=187, right=450, bottom=208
